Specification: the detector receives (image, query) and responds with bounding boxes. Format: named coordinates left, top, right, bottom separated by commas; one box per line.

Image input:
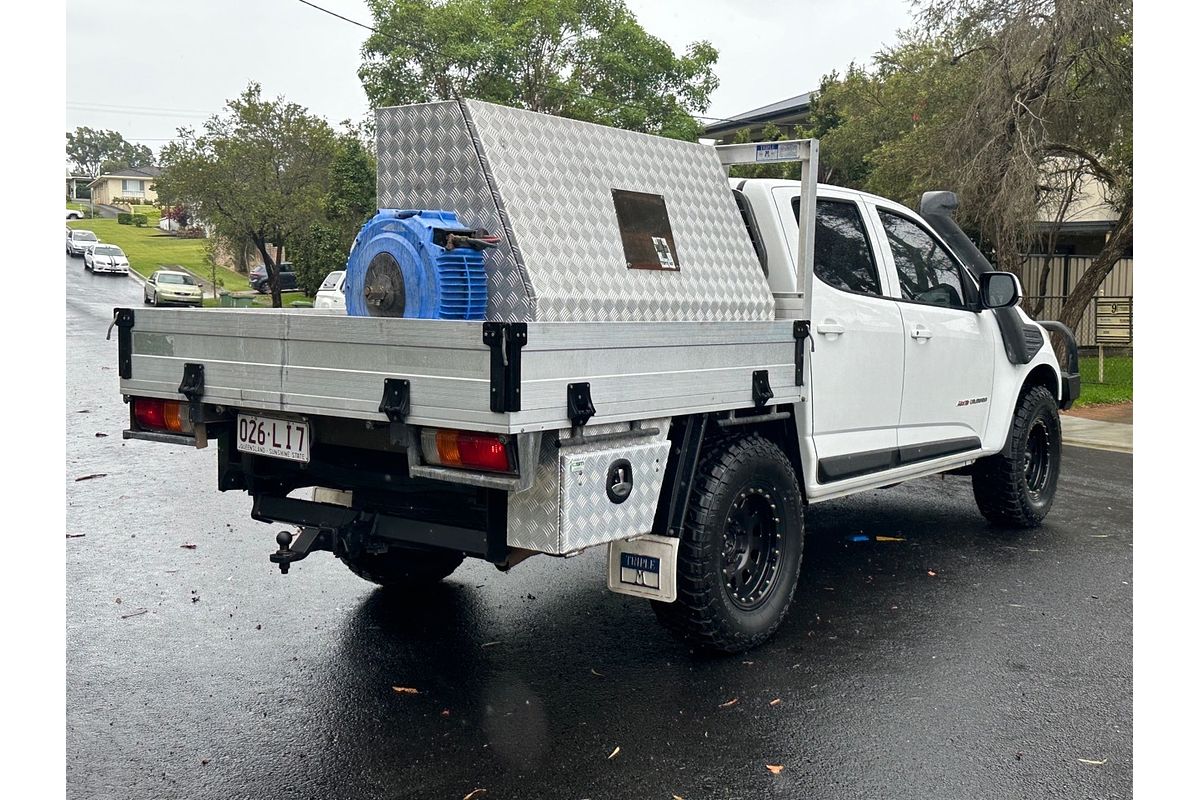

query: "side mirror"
left=980, top=272, right=1021, bottom=309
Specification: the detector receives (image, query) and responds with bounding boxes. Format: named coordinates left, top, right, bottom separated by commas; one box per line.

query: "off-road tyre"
left=652, top=433, right=805, bottom=653
left=338, top=546, right=464, bottom=588
left=972, top=385, right=1061, bottom=527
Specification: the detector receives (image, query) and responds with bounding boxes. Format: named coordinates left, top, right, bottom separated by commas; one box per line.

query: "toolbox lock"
left=606, top=458, right=633, bottom=504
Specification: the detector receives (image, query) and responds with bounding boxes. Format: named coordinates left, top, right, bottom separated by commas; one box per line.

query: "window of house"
left=122, top=179, right=144, bottom=194
left=877, top=210, right=968, bottom=309
left=794, top=197, right=883, bottom=296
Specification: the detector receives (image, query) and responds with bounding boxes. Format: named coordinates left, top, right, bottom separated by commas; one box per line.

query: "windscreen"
left=158, top=274, right=195, bottom=285
left=74, top=231, right=97, bottom=241
left=320, top=271, right=345, bottom=290
left=93, top=245, right=122, bottom=257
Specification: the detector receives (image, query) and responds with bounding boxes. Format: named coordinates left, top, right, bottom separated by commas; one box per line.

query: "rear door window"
left=794, top=198, right=883, bottom=297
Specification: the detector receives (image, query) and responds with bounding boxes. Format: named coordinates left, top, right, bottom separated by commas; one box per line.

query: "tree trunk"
left=271, top=243, right=285, bottom=309
left=250, top=235, right=282, bottom=309
left=1058, top=202, right=1132, bottom=335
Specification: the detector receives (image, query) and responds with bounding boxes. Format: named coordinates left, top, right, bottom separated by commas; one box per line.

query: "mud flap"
left=607, top=534, right=680, bottom=602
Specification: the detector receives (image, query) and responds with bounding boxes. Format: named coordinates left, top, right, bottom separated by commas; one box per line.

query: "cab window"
left=877, top=210, right=968, bottom=309
left=794, top=198, right=883, bottom=297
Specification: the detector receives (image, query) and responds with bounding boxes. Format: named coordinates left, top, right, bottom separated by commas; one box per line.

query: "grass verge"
left=1076, top=355, right=1132, bottom=406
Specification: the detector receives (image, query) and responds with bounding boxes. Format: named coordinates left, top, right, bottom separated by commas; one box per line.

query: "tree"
left=65, top=127, right=154, bottom=178
left=290, top=132, right=379, bottom=294
left=795, top=0, right=1131, bottom=335
left=359, top=0, right=719, bottom=140
left=156, top=84, right=338, bottom=308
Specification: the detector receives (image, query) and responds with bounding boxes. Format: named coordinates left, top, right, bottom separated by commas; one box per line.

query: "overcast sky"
left=65, top=0, right=914, bottom=150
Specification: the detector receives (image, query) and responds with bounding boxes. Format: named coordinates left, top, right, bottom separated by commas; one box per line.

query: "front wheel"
left=972, top=385, right=1062, bottom=527
left=338, top=545, right=464, bottom=588
left=652, top=434, right=805, bottom=653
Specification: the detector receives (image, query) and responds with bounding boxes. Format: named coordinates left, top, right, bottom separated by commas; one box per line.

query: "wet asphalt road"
left=66, top=254, right=1132, bottom=800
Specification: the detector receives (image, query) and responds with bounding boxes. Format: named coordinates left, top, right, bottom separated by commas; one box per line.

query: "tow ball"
left=269, top=528, right=331, bottom=574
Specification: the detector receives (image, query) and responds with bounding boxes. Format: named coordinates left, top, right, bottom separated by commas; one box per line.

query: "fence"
left=1021, top=292, right=1132, bottom=405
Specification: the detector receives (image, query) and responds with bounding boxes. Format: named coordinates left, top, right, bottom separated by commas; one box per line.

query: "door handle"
left=816, top=319, right=845, bottom=337
left=910, top=325, right=933, bottom=340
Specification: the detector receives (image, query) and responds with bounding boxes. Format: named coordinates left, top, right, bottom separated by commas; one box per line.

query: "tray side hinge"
left=178, top=362, right=206, bottom=426
left=567, top=382, right=595, bottom=427
left=752, top=369, right=774, bottom=408
left=483, top=321, right=528, bottom=412
left=793, top=320, right=811, bottom=386
left=112, top=308, right=135, bottom=379
left=378, top=378, right=411, bottom=422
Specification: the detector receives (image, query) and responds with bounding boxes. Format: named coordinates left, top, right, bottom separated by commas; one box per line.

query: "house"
left=88, top=166, right=162, bottom=206
left=702, top=91, right=815, bottom=144
left=65, top=174, right=91, bottom=200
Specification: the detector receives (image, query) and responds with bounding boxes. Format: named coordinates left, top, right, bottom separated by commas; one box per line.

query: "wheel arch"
left=652, top=410, right=806, bottom=537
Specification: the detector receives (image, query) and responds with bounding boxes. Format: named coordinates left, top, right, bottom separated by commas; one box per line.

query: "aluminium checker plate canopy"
left=375, top=98, right=776, bottom=323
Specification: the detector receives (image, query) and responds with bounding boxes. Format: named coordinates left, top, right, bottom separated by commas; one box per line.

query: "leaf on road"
left=766, top=764, right=784, bottom=775
left=441, top=708, right=451, bottom=717
left=95, top=432, right=109, bottom=438
left=481, top=641, right=501, bottom=648
left=769, top=698, right=782, bottom=706
left=591, top=668, right=606, bottom=677
left=74, top=473, right=108, bottom=482
left=180, top=543, right=197, bottom=549
left=927, top=570, right=938, bottom=577
left=719, top=698, right=738, bottom=708
left=876, top=535, right=905, bottom=542
left=608, top=746, right=620, bottom=759
left=1077, top=757, right=1108, bottom=765
left=120, top=608, right=148, bottom=619
left=66, top=533, right=86, bottom=539
left=391, top=686, right=420, bottom=695
left=462, top=789, right=487, bottom=800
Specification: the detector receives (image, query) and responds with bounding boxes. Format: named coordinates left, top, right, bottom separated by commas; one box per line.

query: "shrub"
left=117, top=213, right=132, bottom=225
left=133, top=214, right=148, bottom=227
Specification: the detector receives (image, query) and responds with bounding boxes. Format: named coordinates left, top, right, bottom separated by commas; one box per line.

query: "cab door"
left=774, top=187, right=905, bottom=483
left=868, top=204, right=995, bottom=461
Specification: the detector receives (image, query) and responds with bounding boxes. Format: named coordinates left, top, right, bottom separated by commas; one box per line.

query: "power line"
left=292, top=0, right=744, bottom=127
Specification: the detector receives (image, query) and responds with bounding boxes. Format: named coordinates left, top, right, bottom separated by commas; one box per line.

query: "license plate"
left=607, top=534, right=679, bottom=602
left=236, top=414, right=310, bottom=463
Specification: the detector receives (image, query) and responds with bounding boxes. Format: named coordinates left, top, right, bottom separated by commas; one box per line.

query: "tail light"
left=420, top=428, right=514, bottom=473
left=132, top=397, right=194, bottom=434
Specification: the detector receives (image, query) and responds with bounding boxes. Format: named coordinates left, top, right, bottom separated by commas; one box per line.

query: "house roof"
left=702, top=91, right=817, bottom=137
left=88, top=165, right=162, bottom=186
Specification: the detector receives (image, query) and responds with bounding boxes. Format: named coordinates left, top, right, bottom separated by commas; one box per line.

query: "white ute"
left=115, top=100, right=1079, bottom=653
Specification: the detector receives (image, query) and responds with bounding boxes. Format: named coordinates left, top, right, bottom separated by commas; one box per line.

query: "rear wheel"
left=972, top=385, right=1061, bottom=527
left=652, top=434, right=804, bottom=653
left=338, top=545, right=464, bottom=588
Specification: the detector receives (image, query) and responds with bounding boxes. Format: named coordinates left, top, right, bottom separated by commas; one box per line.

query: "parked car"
left=65, top=228, right=99, bottom=257
left=248, top=262, right=298, bottom=293
left=313, top=270, right=346, bottom=310
left=84, top=244, right=130, bottom=275
left=144, top=270, right=203, bottom=307
left=65, top=208, right=83, bottom=220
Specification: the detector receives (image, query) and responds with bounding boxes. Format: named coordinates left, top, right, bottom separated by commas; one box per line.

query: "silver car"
left=85, top=244, right=130, bottom=274
left=66, top=228, right=99, bottom=256
left=145, top=270, right=203, bottom=307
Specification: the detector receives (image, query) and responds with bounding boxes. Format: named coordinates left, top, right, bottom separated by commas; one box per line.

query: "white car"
left=85, top=244, right=130, bottom=274
left=66, top=228, right=99, bottom=256
left=145, top=270, right=203, bottom=307
left=314, top=270, right=346, bottom=310
left=66, top=208, right=83, bottom=220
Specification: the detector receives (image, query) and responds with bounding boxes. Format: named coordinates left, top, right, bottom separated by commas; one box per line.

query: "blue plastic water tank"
left=344, top=210, right=488, bottom=319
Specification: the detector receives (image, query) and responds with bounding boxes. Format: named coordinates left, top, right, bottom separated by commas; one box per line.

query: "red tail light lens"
left=420, top=428, right=514, bottom=473
left=132, top=397, right=193, bottom=434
